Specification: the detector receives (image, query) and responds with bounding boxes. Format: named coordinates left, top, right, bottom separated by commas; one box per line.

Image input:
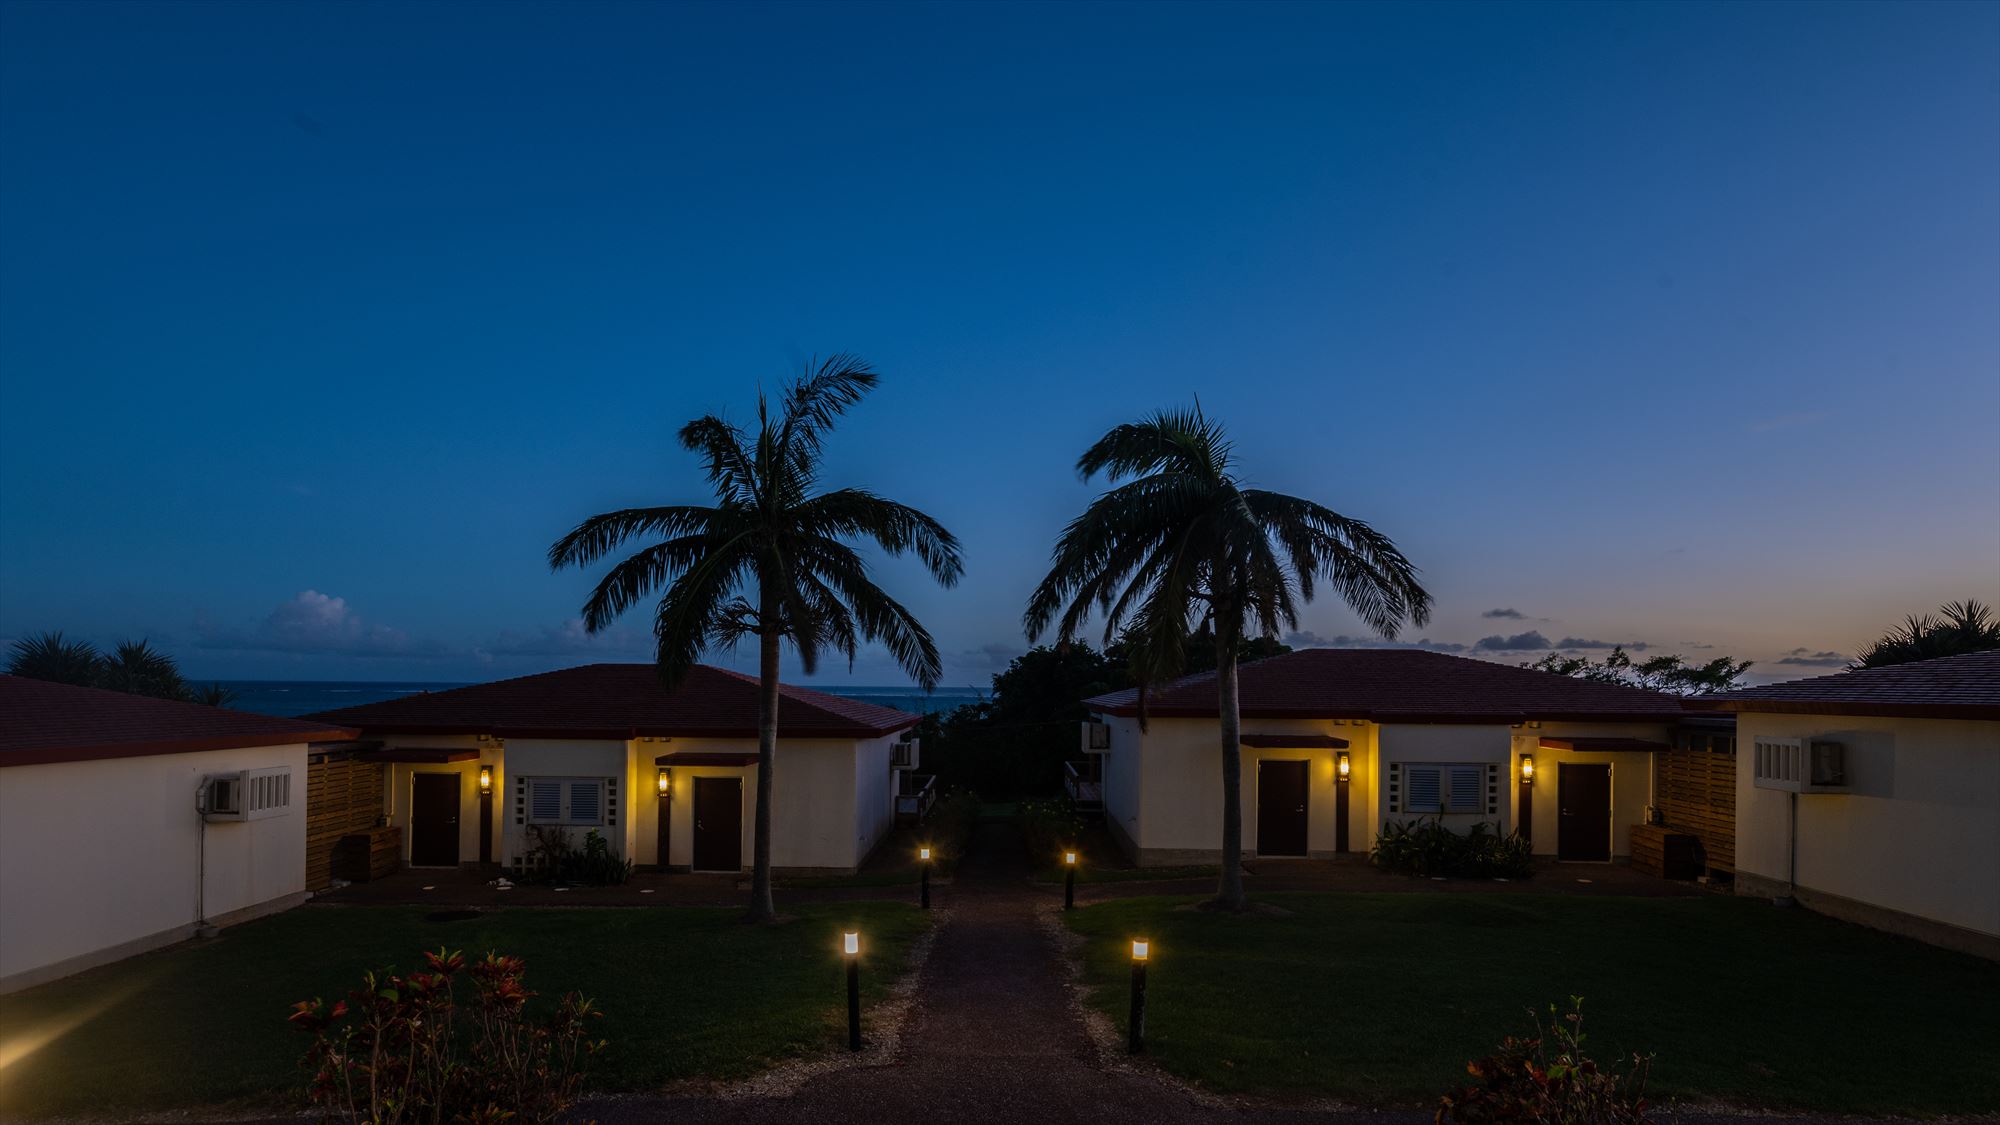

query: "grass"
left=0, top=901, right=930, bottom=1119
left=1034, top=863, right=1223, bottom=885
left=1067, top=892, right=2000, bottom=1115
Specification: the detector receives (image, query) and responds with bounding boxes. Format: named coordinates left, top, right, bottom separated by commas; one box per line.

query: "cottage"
left=1078, top=648, right=1706, bottom=867
left=1702, top=649, right=2000, bottom=958
left=310, top=663, right=923, bottom=877
left=0, top=676, right=354, bottom=992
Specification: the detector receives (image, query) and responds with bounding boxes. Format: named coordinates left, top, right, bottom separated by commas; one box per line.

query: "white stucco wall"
left=1735, top=714, right=2000, bottom=938
left=1105, top=716, right=1375, bottom=861
left=1377, top=724, right=1513, bottom=832
left=1514, top=722, right=1671, bottom=858
left=655, top=737, right=867, bottom=871
left=852, top=733, right=898, bottom=867
left=0, top=743, right=308, bottom=989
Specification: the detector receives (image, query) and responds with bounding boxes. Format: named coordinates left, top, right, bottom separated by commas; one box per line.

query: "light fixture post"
left=918, top=845, right=932, bottom=910
left=1064, top=849, right=1078, bottom=910
left=1128, top=939, right=1149, bottom=1054
left=844, top=931, right=862, bottom=1051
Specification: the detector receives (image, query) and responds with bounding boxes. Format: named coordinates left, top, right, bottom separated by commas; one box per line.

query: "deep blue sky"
left=2, top=0, right=1995, bottom=688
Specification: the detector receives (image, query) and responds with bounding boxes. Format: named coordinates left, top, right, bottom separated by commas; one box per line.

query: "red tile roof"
left=308, top=663, right=921, bottom=740
left=0, top=675, right=357, bottom=767
left=1085, top=648, right=1691, bottom=723
left=1699, top=650, right=2000, bottom=720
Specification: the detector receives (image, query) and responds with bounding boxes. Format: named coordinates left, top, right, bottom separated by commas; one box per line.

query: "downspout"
left=194, top=780, right=219, bottom=938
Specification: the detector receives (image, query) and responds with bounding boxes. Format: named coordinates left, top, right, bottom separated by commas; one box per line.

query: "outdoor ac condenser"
left=1752, top=737, right=1850, bottom=794
left=1082, top=720, right=1111, bottom=754
left=201, top=771, right=248, bottom=820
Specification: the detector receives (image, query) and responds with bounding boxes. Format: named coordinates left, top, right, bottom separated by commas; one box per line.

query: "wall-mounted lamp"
left=657, top=767, right=671, bottom=798
left=1336, top=752, right=1351, bottom=782
left=478, top=765, right=492, bottom=794
left=1520, top=755, right=1535, bottom=784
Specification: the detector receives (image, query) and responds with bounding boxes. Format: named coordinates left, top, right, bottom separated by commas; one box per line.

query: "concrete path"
left=594, top=819, right=1409, bottom=1125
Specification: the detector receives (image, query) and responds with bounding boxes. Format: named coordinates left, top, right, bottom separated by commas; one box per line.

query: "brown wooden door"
left=1557, top=763, right=1612, bottom=861
left=1256, top=759, right=1310, bottom=857
left=410, top=773, right=461, bottom=867
left=692, top=777, right=743, bottom=872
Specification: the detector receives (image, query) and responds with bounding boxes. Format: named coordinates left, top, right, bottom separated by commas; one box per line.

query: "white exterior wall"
left=1735, top=713, right=2000, bottom=939
left=1514, top=722, right=1672, bottom=858
left=656, top=736, right=867, bottom=872
left=500, top=739, right=634, bottom=865
left=1377, top=724, right=1513, bottom=832
left=852, top=733, right=899, bottom=867
left=379, top=734, right=491, bottom=866
left=0, top=743, right=309, bottom=991
left=1100, top=716, right=1376, bottom=862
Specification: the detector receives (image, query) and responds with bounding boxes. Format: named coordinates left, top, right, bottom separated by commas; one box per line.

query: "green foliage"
left=1854, top=598, right=2000, bottom=668
left=921, top=788, right=981, bottom=873
left=1437, top=997, right=1654, bottom=1125
left=1018, top=796, right=1085, bottom=865
left=289, top=947, right=605, bottom=1125
left=1371, top=818, right=1534, bottom=879
left=6, top=630, right=236, bottom=707
left=1527, top=646, right=1750, bottom=697
left=523, top=827, right=634, bottom=886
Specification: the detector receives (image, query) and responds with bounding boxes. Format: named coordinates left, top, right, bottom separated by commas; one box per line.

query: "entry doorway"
left=1256, top=759, right=1310, bottom=857
left=1557, top=763, right=1612, bottom=861
left=410, top=773, right=461, bottom=867
left=692, top=776, right=744, bottom=872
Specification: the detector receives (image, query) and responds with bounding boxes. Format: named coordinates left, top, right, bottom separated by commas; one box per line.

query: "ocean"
left=218, top=679, right=985, bottom=719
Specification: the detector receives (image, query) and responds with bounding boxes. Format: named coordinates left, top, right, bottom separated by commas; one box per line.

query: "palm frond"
left=548, top=506, right=719, bottom=571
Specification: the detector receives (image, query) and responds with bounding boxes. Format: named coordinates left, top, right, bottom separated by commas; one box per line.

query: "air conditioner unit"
left=1082, top=720, right=1111, bottom=754
left=1752, top=737, right=1849, bottom=794
left=891, top=737, right=920, bottom=771
left=201, top=772, right=247, bottom=820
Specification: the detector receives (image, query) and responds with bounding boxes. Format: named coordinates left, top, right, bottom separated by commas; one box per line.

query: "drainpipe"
left=194, top=780, right=220, bottom=938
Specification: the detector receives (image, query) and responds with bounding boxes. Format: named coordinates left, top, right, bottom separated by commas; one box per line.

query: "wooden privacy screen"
left=307, top=756, right=386, bottom=890
left=1653, top=740, right=1735, bottom=873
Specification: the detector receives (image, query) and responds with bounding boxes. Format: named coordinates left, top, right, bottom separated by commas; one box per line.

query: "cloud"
left=1473, top=630, right=1553, bottom=652
left=1481, top=608, right=1527, bottom=620
left=476, top=619, right=650, bottom=661
left=1283, top=631, right=1469, bottom=653
left=1748, top=410, right=1828, bottom=433
left=194, top=591, right=448, bottom=658
left=1777, top=648, right=1848, bottom=668
left=1552, top=637, right=1650, bottom=652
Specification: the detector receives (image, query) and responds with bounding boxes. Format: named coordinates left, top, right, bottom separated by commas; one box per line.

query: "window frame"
left=524, top=776, right=609, bottom=827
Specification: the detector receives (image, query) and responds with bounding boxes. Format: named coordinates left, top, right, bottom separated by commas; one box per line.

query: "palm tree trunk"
left=1214, top=631, right=1247, bottom=911
left=746, top=602, right=781, bottom=923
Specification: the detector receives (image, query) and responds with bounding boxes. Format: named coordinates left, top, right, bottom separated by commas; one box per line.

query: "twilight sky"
left=1, top=0, right=1995, bottom=689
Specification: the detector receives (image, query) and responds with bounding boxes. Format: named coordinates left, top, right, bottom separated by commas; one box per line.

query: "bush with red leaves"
left=290, top=948, right=604, bottom=1125
left=1437, top=997, right=1654, bottom=1125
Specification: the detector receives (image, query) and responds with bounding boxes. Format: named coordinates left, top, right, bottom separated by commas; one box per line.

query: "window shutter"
left=1447, top=767, right=1482, bottom=813
left=1406, top=766, right=1442, bottom=813
left=530, top=780, right=563, bottom=821
left=568, top=780, right=602, bottom=823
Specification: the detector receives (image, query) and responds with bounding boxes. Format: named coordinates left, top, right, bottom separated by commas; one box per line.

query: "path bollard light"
left=918, top=845, right=932, bottom=909
left=1063, top=849, right=1079, bottom=910
left=1128, top=938, right=1150, bottom=1054
left=843, top=931, right=862, bottom=1050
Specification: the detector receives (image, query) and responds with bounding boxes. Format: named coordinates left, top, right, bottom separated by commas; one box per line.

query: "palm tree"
left=6, top=630, right=103, bottom=686
left=549, top=356, right=962, bottom=922
left=1854, top=599, right=2000, bottom=668
left=96, top=639, right=191, bottom=700
left=1026, top=405, right=1431, bottom=910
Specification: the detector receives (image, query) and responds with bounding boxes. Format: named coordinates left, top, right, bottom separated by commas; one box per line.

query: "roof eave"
left=1703, top=700, right=2000, bottom=721
left=0, top=726, right=358, bottom=768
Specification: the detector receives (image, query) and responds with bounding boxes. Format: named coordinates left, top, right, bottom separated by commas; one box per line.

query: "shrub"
left=1437, top=997, right=1654, bottom=1124
left=289, top=948, right=605, bottom=1125
left=1371, top=818, right=1533, bottom=879
left=1019, top=796, right=1085, bottom=865
left=524, top=826, right=634, bottom=886
left=923, top=787, right=982, bottom=873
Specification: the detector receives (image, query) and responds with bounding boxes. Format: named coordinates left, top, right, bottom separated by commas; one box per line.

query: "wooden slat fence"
left=1653, top=740, right=1735, bottom=873
left=307, top=756, right=386, bottom=890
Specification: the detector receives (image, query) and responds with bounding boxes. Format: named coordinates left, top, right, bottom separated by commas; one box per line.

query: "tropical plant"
left=1025, top=404, right=1431, bottom=909
left=6, top=631, right=236, bottom=706
left=289, top=948, right=604, bottom=1125
left=1526, top=646, right=1751, bottom=696
left=1853, top=598, right=2000, bottom=668
left=1018, top=795, right=1085, bottom=864
left=5, top=630, right=104, bottom=687
left=548, top=356, right=963, bottom=922
left=1371, top=818, right=1534, bottom=879
left=1437, top=997, right=1654, bottom=1124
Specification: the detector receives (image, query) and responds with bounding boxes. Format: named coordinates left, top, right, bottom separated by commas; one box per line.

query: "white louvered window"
left=1395, top=764, right=1497, bottom=815
left=245, top=765, right=292, bottom=820
left=526, top=777, right=606, bottom=826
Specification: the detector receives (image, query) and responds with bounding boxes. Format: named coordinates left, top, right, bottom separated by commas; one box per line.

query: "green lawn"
left=1035, top=863, right=1223, bottom=885
left=1067, top=893, right=2000, bottom=1114
left=0, top=902, right=930, bottom=1118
